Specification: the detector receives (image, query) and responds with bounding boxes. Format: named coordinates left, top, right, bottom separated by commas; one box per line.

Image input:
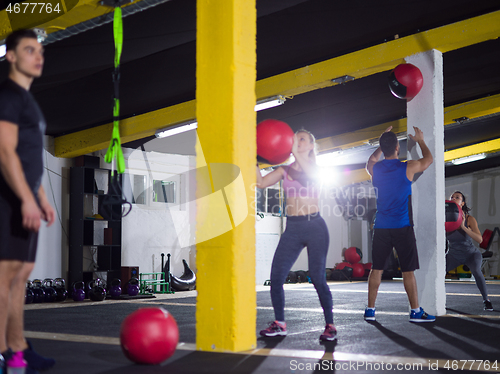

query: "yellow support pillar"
left=195, top=0, right=256, bottom=352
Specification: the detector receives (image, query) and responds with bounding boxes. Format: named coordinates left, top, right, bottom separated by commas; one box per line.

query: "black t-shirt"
left=0, top=78, right=46, bottom=194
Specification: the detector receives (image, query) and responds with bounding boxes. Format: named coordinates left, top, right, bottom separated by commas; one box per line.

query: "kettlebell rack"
left=139, top=272, right=174, bottom=295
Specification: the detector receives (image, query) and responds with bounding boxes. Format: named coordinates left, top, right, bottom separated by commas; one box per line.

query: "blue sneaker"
left=364, top=307, right=376, bottom=321
left=409, top=307, right=435, bottom=323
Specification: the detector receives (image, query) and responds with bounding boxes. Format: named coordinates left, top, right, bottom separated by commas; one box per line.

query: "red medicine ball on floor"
left=335, top=262, right=352, bottom=271
left=388, top=63, right=423, bottom=100
left=445, top=200, right=463, bottom=232
left=344, top=247, right=362, bottom=264
left=257, top=119, right=294, bottom=165
left=351, top=263, right=365, bottom=278
left=120, top=307, right=179, bottom=365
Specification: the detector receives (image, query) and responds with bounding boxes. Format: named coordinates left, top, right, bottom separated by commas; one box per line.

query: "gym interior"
left=1, top=0, right=500, bottom=373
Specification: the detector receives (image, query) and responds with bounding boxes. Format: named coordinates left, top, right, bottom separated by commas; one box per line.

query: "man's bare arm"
left=0, top=120, right=41, bottom=231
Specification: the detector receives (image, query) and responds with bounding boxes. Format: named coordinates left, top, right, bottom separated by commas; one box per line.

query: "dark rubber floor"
left=23, top=280, right=500, bottom=373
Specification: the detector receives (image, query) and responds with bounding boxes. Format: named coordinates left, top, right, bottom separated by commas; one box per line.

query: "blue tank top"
left=372, top=159, right=412, bottom=229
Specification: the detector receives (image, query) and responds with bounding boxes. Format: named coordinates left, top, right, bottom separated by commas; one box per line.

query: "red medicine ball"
left=120, top=307, right=179, bottom=365
left=335, top=262, right=353, bottom=271
left=351, top=263, right=365, bottom=278
left=388, top=63, right=423, bottom=100
left=257, top=119, right=294, bottom=165
left=344, top=247, right=362, bottom=264
left=445, top=200, right=463, bottom=233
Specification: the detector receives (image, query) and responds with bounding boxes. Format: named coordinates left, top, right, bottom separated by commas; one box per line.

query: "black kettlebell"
left=53, top=278, right=68, bottom=302
left=25, top=281, right=34, bottom=305
left=31, top=279, right=45, bottom=303
left=88, top=278, right=106, bottom=301
left=42, top=279, right=57, bottom=302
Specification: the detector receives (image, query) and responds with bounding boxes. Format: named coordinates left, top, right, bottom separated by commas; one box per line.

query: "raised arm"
left=406, top=126, right=433, bottom=181
left=256, top=165, right=285, bottom=189
left=366, top=148, right=383, bottom=177
left=366, top=126, right=393, bottom=177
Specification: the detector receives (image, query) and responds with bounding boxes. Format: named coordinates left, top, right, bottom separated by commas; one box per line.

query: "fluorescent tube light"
left=0, top=44, right=5, bottom=58
left=255, top=95, right=285, bottom=111
left=155, top=96, right=285, bottom=137
left=451, top=153, right=486, bottom=165
left=155, top=121, right=198, bottom=138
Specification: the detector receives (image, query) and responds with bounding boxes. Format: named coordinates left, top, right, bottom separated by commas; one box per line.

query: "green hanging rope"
left=105, top=6, right=125, bottom=174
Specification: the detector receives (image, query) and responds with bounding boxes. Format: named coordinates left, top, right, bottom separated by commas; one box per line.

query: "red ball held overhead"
left=445, top=200, right=463, bottom=233
left=257, top=119, right=295, bottom=165
left=388, top=63, right=424, bottom=100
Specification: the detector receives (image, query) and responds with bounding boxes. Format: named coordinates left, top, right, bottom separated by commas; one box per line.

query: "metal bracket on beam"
left=99, top=0, right=133, bottom=7
left=453, top=116, right=469, bottom=124
left=332, top=75, right=355, bottom=85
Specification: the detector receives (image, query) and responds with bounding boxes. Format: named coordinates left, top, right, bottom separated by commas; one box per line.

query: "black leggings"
left=270, top=214, right=333, bottom=324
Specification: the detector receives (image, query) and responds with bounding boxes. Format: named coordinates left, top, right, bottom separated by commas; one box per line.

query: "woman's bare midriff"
left=285, top=196, right=319, bottom=216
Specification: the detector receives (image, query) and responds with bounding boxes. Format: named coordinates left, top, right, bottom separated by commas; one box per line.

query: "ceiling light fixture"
left=155, top=121, right=198, bottom=138
left=254, top=95, right=285, bottom=111
left=451, top=153, right=486, bottom=165
left=33, top=28, right=47, bottom=43
left=0, top=44, right=5, bottom=58
left=155, top=96, right=285, bottom=138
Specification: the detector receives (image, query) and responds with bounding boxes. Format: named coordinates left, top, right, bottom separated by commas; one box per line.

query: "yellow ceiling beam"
left=255, top=10, right=500, bottom=99
left=338, top=137, right=500, bottom=186
left=54, top=9, right=500, bottom=158
left=0, top=0, right=145, bottom=40
left=317, top=118, right=408, bottom=154
left=54, top=100, right=196, bottom=159
left=317, top=93, right=500, bottom=153
left=444, top=138, right=500, bottom=162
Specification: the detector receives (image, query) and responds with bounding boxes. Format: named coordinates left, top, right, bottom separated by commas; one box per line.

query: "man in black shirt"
left=0, top=29, right=56, bottom=372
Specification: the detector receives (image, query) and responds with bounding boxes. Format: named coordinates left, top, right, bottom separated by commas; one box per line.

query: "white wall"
left=31, top=145, right=72, bottom=280
left=120, top=148, right=196, bottom=277
left=32, top=142, right=197, bottom=283
left=445, top=166, right=500, bottom=276
left=254, top=184, right=349, bottom=285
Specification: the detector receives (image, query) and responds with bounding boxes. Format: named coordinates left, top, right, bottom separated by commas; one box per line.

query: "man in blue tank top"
left=364, top=126, right=435, bottom=323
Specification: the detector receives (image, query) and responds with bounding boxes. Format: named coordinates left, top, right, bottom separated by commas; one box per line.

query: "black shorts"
left=372, top=226, right=419, bottom=272
left=0, top=187, right=38, bottom=262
